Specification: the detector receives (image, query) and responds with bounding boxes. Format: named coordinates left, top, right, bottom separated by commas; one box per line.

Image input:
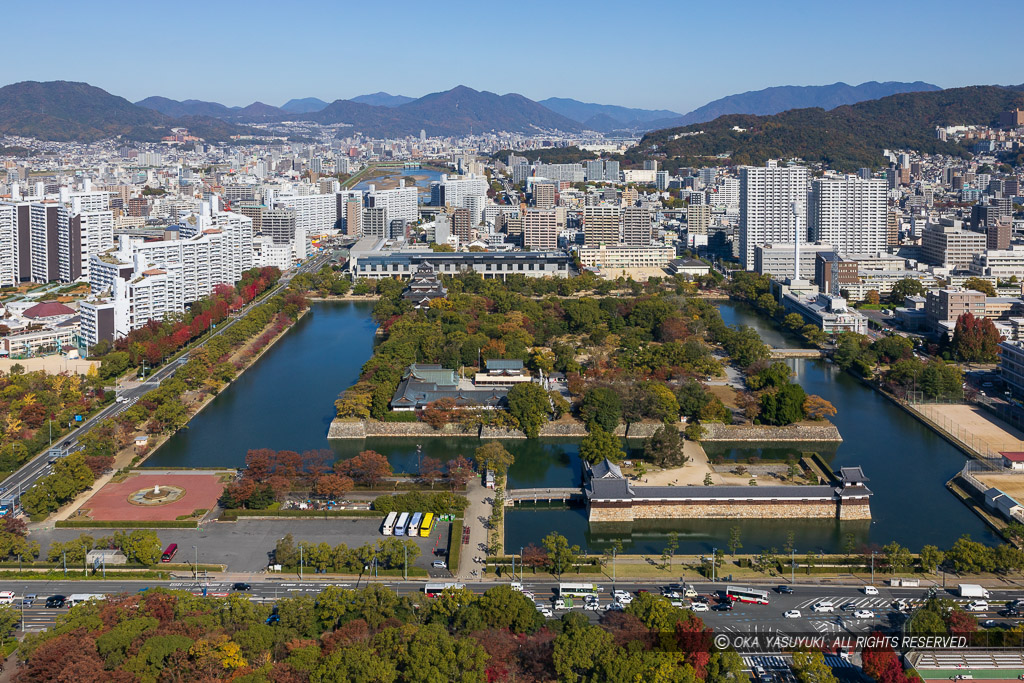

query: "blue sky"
left=4, top=0, right=1021, bottom=113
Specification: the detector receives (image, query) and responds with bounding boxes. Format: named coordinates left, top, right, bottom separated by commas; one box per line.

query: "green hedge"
left=55, top=520, right=199, bottom=529
left=448, top=519, right=463, bottom=574
left=277, top=567, right=428, bottom=578
left=221, top=509, right=384, bottom=520
left=371, top=492, right=469, bottom=515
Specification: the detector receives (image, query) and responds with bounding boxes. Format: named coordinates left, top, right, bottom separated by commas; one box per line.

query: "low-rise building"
left=754, top=242, right=833, bottom=281
left=577, top=244, right=675, bottom=271
left=780, top=292, right=868, bottom=334
left=473, top=359, right=532, bottom=387
left=349, top=238, right=570, bottom=280
left=390, top=363, right=508, bottom=411
left=999, top=340, right=1024, bottom=399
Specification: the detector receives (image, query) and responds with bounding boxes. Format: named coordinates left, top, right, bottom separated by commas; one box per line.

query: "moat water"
left=144, top=300, right=997, bottom=554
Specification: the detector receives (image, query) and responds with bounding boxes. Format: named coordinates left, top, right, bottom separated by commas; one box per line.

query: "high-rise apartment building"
left=0, top=204, right=16, bottom=287
left=452, top=208, right=471, bottom=243
left=61, top=210, right=113, bottom=281
left=738, top=161, right=810, bottom=270
left=262, top=208, right=300, bottom=261
left=523, top=208, right=557, bottom=250
left=367, top=182, right=417, bottom=224
left=533, top=183, right=556, bottom=209
left=361, top=207, right=388, bottom=238
left=430, top=174, right=488, bottom=208
left=686, top=205, right=712, bottom=235
left=583, top=205, right=620, bottom=246
left=808, top=175, right=886, bottom=255
left=344, top=196, right=362, bottom=237
left=29, top=202, right=66, bottom=283
left=621, top=206, right=653, bottom=247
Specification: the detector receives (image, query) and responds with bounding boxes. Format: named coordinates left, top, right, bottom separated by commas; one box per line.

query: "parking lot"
left=30, top=518, right=452, bottom=574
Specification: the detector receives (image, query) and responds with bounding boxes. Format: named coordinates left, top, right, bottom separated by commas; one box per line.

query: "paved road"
left=0, top=252, right=331, bottom=506
left=5, top=576, right=1024, bottom=637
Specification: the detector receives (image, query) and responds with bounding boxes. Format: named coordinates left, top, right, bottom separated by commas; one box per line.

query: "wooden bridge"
left=769, top=348, right=826, bottom=359
left=506, top=487, right=584, bottom=506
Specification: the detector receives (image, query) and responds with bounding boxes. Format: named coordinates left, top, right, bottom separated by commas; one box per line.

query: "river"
left=145, top=299, right=996, bottom=555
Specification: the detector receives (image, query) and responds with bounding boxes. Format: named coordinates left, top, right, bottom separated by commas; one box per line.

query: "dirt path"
left=458, top=477, right=491, bottom=582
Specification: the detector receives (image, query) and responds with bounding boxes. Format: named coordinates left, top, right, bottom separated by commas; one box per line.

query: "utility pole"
left=791, top=549, right=797, bottom=585
left=404, top=544, right=407, bottom=581
left=871, top=551, right=876, bottom=585
left=712, top=547, right=717, bottom=583
left=63, top=551, right=67, bottom=577
left=193, top=545, right=198, bottom=581
left=519, top=546, right=524, bottom=583
left=300, top=545, right=304, bottom=580
left=612, top=547, right=616, bottom=585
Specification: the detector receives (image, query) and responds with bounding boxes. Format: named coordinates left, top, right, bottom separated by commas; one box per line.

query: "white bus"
left=408, top=512, right=423, bottom=537
left=558, top=583, right=599, bottom=598
left=381, top=511, right=398, bottom=536
left=725, top=586, right=770, bottom=605
left=66, top=593, right=106, bottom=607
left=394, top=512, right=410, bottom=536
left=424, top=583, right=465, bottom=597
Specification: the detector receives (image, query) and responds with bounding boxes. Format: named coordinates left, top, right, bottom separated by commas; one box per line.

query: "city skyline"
left=3, top=0, right=1022, bottom=113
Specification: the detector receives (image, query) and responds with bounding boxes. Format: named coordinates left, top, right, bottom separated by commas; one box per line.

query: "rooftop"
left=23, top=301, right=75, bottom=319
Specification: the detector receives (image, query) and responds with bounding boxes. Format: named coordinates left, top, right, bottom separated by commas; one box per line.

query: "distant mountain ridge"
left=539, top=97, right=681, bottom=131
left=350, top=92, right=414, bottom=107
left=657, top=80, right=942, bottom=128
left=635, top=84, right=1024, bottom=171
left=0, top=81, right=251, bottom=142
left=280, top=97, right=329, bottom=113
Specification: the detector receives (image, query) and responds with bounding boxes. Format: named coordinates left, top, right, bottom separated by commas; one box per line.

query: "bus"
left=381, top=511, right=398, bottom=536
left=725, top=586, right=770, bottom=605
left=66, top=593, right=106, bottom=607
left=408, top=512, right=423, bottom=537
left=558, top=583, right=599, bottom=598
left=161, top=544, right=178, bottom=562
left=394, top=512, right=410, bottom=536
left=424, top=583, right=465, bottom=597
left=419, top=512, right=435, bottom=538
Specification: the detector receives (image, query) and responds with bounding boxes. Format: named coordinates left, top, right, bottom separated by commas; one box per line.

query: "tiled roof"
left=23, top=302, right=75, bottom=319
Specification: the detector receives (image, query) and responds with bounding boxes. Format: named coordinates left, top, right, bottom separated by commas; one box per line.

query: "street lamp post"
left=711, top=547, right=717, bottom=583
left=871, top=551, right=876, bottom=585
left=193, top=545, right=198, bottom=581
left=300, top=545, right=304, bottom=580
left=612, top=547, right=616, bottom=585
left=791, top=549, right=796, bottom=585
left=519, top=546, right=524, bottom=583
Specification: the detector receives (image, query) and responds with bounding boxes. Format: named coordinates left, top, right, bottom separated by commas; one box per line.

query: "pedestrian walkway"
left=458, top=476, right=491, bottom=581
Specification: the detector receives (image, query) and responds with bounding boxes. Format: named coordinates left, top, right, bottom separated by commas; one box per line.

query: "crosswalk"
left=742, top=654, right=854, bottom=670
left=793, top=594, right=910, bottom=609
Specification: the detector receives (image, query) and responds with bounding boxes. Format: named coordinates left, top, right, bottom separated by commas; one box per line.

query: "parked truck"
left=958, top=584, right=990, bottom=599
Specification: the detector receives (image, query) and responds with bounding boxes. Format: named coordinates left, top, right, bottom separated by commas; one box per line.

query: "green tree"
left=114, top=530, right=162, bottom=566
left=882, top=541, right=913, bottom=574
left=703, top=472, right=713, bottom=486
left=792, top=650, right=838, bottom=683
left=706, top=650, right=747, bottom=683
left=552, top=618, right=613, bottom=682
left=478, top=585, right=543, bottom=633
left=542, top=532, right=580, bottom=578
left=506, top=382, right=551, bottom=438
left=890, top=278, right=926, bottom=302
left=758, top=382, right=808, bottom=426
left=311, top=644, right=397, bottom=683
left=474, top=441, right=514, bottom=474
left=963, top=277, right=997, bottom=297
left=728, top=526, right=743, bottom=556
left=644, top=423, right=686, bottom=467
left=579, top=426, right=626, bottom=464
left=676, top=380, right=711, bottom=420
left=580, top=386, right=622, bottom=432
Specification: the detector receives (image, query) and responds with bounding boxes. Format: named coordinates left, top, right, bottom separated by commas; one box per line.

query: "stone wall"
left=702, top=423, right=842, bottom=442
left=327, top=419, right=477, bottom=439
left=588, top=499, right=843, bottom=523
left=624, top=422, right=664, bottom=439
left=838, top=498, right=872, bottom=520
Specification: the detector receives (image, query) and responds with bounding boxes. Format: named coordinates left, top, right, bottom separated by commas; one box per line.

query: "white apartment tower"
left=0, top=204, right=16, bottom=287
left=809, top=175, right=887, bottom=255
left=739, top=161, right=810, bottom=270
left=367, top=182, right=417, bottom=224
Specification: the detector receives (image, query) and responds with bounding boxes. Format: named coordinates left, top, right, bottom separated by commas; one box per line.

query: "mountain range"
left=0, top=81, right=252, bottom=142
left=634, top=84, right=1024, bottom=171
left=545, top=81, right=942, bottom=132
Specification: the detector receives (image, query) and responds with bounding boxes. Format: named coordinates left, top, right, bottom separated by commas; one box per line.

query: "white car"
left=521, top=590, right=535, bottom=600
left=690, top=601, right=709, bottom=612
left=663, top=590, right=682, bottom=599
left=604, top=602, right=624, bottom=611
left=684, top=587, right=699, bottom=598
left=584, top=601, right=601, bottom=611
left=784, top=609, right=801, bottom=619
left=812, top=602, right=835, bottom=613
left=853, top=610, right=874, bottom=619
left=0, top=591, right=13, bottom=605
left=431, top=560, right=447, bottom=569
left=670, top=600, right=686, bottom=608
left=863, top=586, right=879, bottom=595
left=966, top=600, right=989, bottom=612
left=537, top=605, right=553, bottom=617
left=613, top=590, right=632, bottom=604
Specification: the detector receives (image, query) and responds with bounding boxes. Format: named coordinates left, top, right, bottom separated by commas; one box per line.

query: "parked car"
left=690, top=602, right=709, bottom=612
left=431, top=560, right=447, bottom=569
left=712, top=602, right=733, bottom=612
left=784, top=609, right=801, bottom=619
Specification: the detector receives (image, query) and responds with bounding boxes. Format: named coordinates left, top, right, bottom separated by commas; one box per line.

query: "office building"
left=655, top=171, right=669, bottom=191
left=808, top=175, right=887, bottom=255
left=988, top=218, right=1012, bottom=251
left=583, top=205, right=620, bottom=246
left=925, top=289, right=986, bottom=332
left=815, top=252, right=860, bottom=296
left=621, top=206, right=652, bottom=247
left=739, top=161, right=810, bottom=270
left=755, top=242, right=833, bottom=281
left=577, top=245, right=676, bottom=271
left=921, top=223, right=987, bottom=268
left=349, top=241, right=570, bottom=280
left=523, top=208, right=557, bottom=250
